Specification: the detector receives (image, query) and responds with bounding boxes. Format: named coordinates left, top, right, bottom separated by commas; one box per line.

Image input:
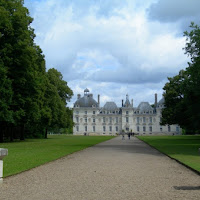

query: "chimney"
left=122, top=99, right=124, bottom=107
left=98, top=94, right=100, bottom=106
left=77, top=94, right=81, bottom=99
left=131, top=99, right=133, bottom=107
left=154, top=93, right=157, bottom=107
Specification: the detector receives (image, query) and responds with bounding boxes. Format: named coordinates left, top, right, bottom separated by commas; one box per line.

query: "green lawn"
left=0, top=135, right=115, bottom=177
left=137, top=135, right=200, bottom=172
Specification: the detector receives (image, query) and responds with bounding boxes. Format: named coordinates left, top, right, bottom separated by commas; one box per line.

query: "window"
left=149, top=117, right=152, bottom=123
left=85, top=111, right=87, bottom=114
left=93, top=118, right=95, bottom=123
left=76, top=126, right=79, bottom=131
left=143, top=117, right=146, bottom=123
left=76, top=117, right=79, bottom=123
left=116, top=117, right=118, bottom=123
left=143, top=126, right=146, bottom=132
left=85, top=126, right=87, bottom=132
left=126, top=111, right=129, bottom=115
left=116, top=126, right=118, bottom=131
left=76, top=111, right=79, bottom=114
left=85, top=118, right=87, bottom=123
left=93, top=126, right=95, bottom=132
left=109, top=117, right=112, bottom=123
left=126, top=127, right=129, bottom=131
left=103, top=117, right=106, bottom=123
left=109, top=126, right=112, bottom=131
left=176, top=126, right=179, bottom=132
left=126, top=117, right=129, bottom=123
left=93, top=111, right=95, bottom=115
left=137, top=126, right=140, bottom=131
left=149, top=126, right=152, bottom=132
left=103, top=126, right=106, bottom=131
left=160, top=127, right=162, bottom=132
left=168, top=125, right=171, bottom=132
left=137, top=117, right=140, bottom=123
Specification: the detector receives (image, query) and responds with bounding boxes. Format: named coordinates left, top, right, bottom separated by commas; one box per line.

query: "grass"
left=137, top=135, right=200, bottom=172
left=0, top=135, right=115, bottom=177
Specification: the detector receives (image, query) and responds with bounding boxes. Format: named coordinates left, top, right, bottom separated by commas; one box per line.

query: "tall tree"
left=162, top=22, right=200, bottom=133
left=0, top=1, right=73, bottom=141
left=0, top=62, right=13, bottom=142
left=43, top=68, right=73, bottom=138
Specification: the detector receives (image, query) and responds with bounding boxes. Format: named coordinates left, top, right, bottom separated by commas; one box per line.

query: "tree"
left=0, top=62, right=13, bottom=142
left=162, top=22, right=200, bottom=133
left=43, top=68, right=73, bottom=138
left=0, top=1, right=73, bottom=141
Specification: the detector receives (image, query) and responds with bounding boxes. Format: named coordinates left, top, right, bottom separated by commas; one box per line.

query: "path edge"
left=136, top=136, right=200, bottom=176
left=4, top=136, right=116, bottom=179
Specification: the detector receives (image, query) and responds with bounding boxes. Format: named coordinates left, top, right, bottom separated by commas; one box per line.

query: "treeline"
left=0, top=0, right=73, bottom=142
left=161, top=22, right=200, bottom=134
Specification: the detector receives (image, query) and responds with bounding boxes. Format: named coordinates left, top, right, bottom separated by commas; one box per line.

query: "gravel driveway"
left=0, top=136, right=200, bottom=200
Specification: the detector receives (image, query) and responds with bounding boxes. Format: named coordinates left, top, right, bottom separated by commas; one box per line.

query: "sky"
left=24, top=0, right=200, bottom=107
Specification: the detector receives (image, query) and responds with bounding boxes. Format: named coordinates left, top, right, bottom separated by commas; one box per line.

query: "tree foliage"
left=0, top=0, right=73, bottom=142
left=162, top=22, right=200, bottom=133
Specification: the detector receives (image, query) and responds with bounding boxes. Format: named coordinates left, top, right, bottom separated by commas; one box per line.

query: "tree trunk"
left=10, top=126, right=13, bottom=142
left=45, top=128, right=48, bottom=139
left=20, top=124, right=25, bottom=140
left=0, top=126, right=3, bottom=143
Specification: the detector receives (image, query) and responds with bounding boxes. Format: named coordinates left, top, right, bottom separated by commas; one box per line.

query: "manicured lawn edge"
left=3, top=135, right=116, bottom=178
left=136, top=136, right=200, bottom=176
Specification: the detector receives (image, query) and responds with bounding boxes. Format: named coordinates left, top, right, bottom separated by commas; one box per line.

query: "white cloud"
left=24, top=0, right=193, bottom=107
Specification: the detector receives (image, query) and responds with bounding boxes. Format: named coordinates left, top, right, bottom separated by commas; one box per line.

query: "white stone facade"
left=73, top=89, right=181, bottom=136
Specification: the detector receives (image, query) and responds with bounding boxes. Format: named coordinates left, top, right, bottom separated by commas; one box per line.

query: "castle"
left=73, top=89, right=181, bottom=135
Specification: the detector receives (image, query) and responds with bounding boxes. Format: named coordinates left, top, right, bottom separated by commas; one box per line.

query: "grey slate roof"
left=137, top=102, right=153, bottom=112
left=103, top=102, right=118, bottom=111
left=74, top=94, right=98, bottom=107
left=123, top=99, right=132, bottom=107
left=158, top=97, right=165, bottom=106
left=84, top=88, right=89, bottom=93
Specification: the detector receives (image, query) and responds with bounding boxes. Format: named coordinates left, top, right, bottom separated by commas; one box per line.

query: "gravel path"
left=0, top=136, right=200, bottom=200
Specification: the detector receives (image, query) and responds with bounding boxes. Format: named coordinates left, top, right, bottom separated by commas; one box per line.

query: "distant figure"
left=122, top=132, right=125, bottom=140
left=128, top=132, right=131, bottom=140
